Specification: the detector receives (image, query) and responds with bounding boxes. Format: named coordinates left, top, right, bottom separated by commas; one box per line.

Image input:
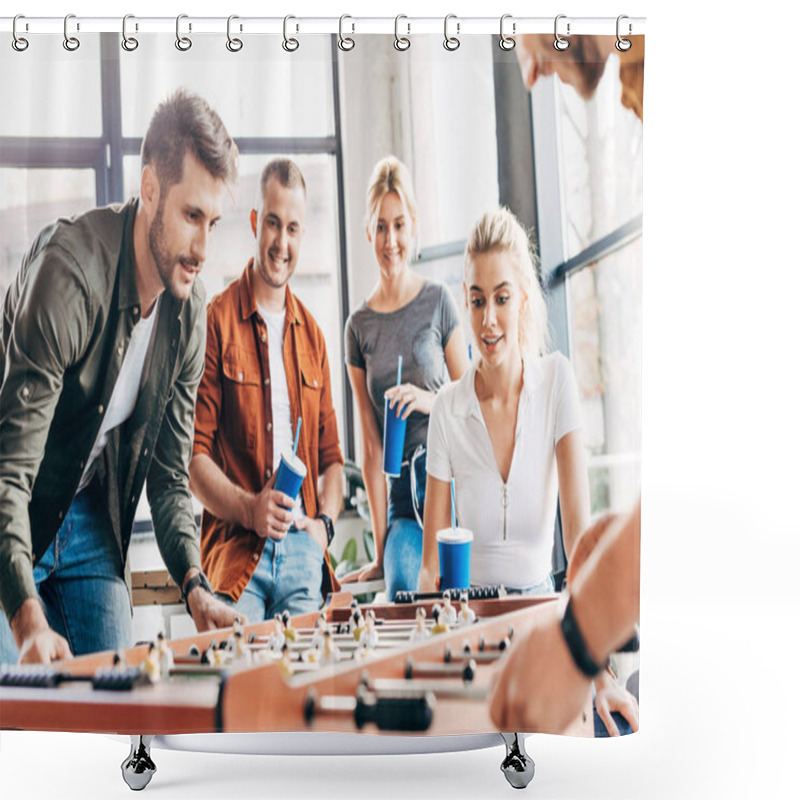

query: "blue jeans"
left=384, top=450, right=426, bottom=601
left=0, top=480, right=131, bottom=665
left=217, top=527, right=324, bottom=622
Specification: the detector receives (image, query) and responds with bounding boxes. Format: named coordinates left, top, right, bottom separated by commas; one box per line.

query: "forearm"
left=570, top=501, right=641, bottom=665
left=362, top=448, right=388, bottom=563
left=316, top=462, right=343, bottom=523
left=189, top=453, right=253, bottom=530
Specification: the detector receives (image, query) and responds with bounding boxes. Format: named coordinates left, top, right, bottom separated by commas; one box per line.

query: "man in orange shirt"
left=189, top=158, right=343, bottom=621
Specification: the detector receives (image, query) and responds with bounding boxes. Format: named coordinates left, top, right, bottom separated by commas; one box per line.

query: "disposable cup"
left=437, top=527, right=473, bottom=592
left=382, top=396, right=407, bottom=477
left=273, top=451, right=307, bottom=508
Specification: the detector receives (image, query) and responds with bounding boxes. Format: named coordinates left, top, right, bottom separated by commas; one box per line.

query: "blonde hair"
left=365, top=156, right=418, bottom=249
left=464, top=208, right=550, bottom=357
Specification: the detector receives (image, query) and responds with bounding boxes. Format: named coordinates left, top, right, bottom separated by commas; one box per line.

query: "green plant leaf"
left=363, top=528, right=375, bottom=562
left=341, top=537, right=358, bottom=565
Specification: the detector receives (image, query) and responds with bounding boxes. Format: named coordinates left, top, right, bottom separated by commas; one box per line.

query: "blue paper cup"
left=437, top=527, right=473, bottom=592
left=273, top=451, right=307, bottom=509
left=382, top=396, right=407, bottom=477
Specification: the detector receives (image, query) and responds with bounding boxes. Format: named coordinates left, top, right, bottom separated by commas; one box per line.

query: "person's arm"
left=554, top=429, right=590, bottom=560
left=341, top=364, right=387, bottom=583
left=593, top=668, right=639, bottom=736
left=489, top=501, right=640, bottom=732
left=295, top=461, right=344, bottom=551
left=419, top=474, right=452, bottom=592
left=0, top=245, right=87, bottom=663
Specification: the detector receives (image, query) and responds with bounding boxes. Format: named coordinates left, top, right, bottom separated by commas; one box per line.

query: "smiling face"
left=146, top=150, right=226, bottom=301
left=515, top=34, right=609, bottom=100
left=251, top=176, right=306, bottom=291
left=465, top=250, right=526, bottom=367
left=369, top=191, right=415, bottom=277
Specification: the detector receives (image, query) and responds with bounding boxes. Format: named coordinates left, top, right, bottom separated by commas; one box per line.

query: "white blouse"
left=426, top=352, right=582, bottom=589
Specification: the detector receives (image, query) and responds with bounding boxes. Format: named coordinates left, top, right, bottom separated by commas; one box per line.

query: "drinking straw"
left=450, top=478, right=457, bottom=530
left=396, top=355, right=403, bottom=386
left=293, top=417, right=302, bottom=456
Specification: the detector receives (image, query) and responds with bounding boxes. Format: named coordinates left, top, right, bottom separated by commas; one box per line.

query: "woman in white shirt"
left=420, top=208, right=590, bottom=593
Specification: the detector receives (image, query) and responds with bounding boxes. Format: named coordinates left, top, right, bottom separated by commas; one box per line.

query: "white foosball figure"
left=156, top=632, right=174, bottom=675
left=457, top=592, right=476, bottom=626
left=351, top=608, right=366, bottom=642
left=310, top=612, right=328, bottom=650
left=232, top=631, right=252, bottom=666
left=267, top=613, right=286, bottom=652
left=320, top=630, right=341, bottom=665
left=360, top=610, right=379, bottom=650
left=409, top=607, right=430, bottom=642
left=441, top=593, right=458, bottom=626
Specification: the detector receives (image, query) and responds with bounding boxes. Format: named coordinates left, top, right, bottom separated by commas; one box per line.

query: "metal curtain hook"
left=227, top=15, right=243, bottom=52
left=63, top=13, right=80, bottom=51
left=499, top=14, right=515, bottom=51
left=122, top=14, right=139, bottom=52
left=394, top=15, right=410, bottom=51
left=338, top=14, right=355, bottom=51
left=176, top=14, right=192, bottom=51
left=554, top=14, right=570, bottom=51
left=443, top=14, right=460, bottom=51
left=616, top=14, right=632, bottom=52
left=283, top=15, right=299, bottom=52
left=12, top=14, right=29, bottom=52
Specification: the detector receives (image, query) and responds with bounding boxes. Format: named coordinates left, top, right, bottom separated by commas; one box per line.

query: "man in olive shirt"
left=0, top=89, right=240, bottom=665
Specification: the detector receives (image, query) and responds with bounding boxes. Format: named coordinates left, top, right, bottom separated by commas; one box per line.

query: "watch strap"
left=183, top=572, right=213, bottom=615
left=318, top=513, right=335, bottom=548
left=560, top=595, right=609, bottom=679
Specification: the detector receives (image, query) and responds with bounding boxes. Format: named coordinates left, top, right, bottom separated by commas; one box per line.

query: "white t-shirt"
left=78, top=296, right=161, bottom=491
left=259, top=304, right=305, bottom=519
left=426, top=352, right=582, bottom=589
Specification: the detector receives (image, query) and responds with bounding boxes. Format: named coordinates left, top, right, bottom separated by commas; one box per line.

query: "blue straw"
left=450, top=478, right=457, bottom=530
left=293, top=417, right=302, bottom=456
left=396, top=355, right=403, bottom=386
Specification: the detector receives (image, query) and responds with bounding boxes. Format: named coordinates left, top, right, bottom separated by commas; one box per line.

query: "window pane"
left=120, top=35, right=334, bottom=138
left=408, top=36, right=499, bottom=249
left=568, top=237, right=642, bottom=513
left=123, top=152, right=345, bottom=441
left=0, top=35, right=102, bottom=137
left=555, top=54, right=643, bottom=260
left=0, top=168, right=97, bottom=297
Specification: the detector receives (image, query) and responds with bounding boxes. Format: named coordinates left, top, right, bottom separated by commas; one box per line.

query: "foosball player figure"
left=279, top=643, right=294, bottom=677
left=320, top=630, right=341, bottom=665
left=142, top=642, right=162, bottom=684
left=361, top=610, right=379, bottom=650
left=457, top=592, right=476, bottom=626
left=112, top=650, right=128, bottom=670
left=351, top=608, right=366, bottom=642
left=282, top=610, right=298, bottom=643
left=267, top=613, right=286, bottom=652
left=410, top=607, right=430, bottom=642
left=441, top=592, right=458, bottom=626
left=346, top=599, right=360, bottom=633
left=310, top=612, right=328, bottom=649
left=431, top=604, right=449, bottom=635
left=233, top=616, right=244, bottom=637
left=157, top=632, right=174, bottom=675
left=232, top=630, right=252, bottom=666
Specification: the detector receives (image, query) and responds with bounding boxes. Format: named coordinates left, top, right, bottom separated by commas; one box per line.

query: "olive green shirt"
left=0, top=199, right=205, bottom=624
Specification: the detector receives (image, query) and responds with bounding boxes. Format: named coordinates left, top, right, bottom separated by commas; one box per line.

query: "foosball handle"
left=354, top=690, right=435, bottom=732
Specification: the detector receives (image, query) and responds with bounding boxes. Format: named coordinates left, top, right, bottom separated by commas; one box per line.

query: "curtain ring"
left=394, top=15, right=410, bottom=51
left=175, top=14, right=192, bottom=51
left=616, top=14, right=632, bottom=52
left=226, top=15, right=243, bottom=52
left=122, top=14, right=139, bottom=52
left=554, top=14, right=570, bottom=51
left=498, top=14, right=515, bottom=51
left=443, top=14, right=460, bottom=51
left=12, top=14, right=29, bottom=52
left=63, top=13, right=80, bottom=51
left=282, top=15, right=299, bottom=52
left=338, top=14, right=355, bottom=51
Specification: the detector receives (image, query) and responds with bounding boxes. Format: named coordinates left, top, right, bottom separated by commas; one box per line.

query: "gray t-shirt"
left=345, top=280, right=460, bottom=459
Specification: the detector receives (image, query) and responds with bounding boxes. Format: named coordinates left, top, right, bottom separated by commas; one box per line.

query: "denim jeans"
left=0, top=479, right=131, bottom=665
left=217, top=527, right=324, bottom=622
left=384, top=450, right=427, bottom=601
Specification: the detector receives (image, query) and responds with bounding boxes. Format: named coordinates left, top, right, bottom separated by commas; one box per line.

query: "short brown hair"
left=258, top=158, right=307, bottom=202
left=141, top=89, right=238, bottom=190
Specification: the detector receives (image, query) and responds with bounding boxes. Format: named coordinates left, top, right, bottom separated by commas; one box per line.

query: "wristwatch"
left=560, top=595, right=609, bottom=678
left=318, top=513, right=335, bottom=548
left=182, top=571, right=213, bottom=615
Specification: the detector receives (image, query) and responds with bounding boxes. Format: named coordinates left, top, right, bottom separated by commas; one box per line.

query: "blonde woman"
left=420, top=208, right=590, bottom=594
left=343, top=157, right=469, bottom=599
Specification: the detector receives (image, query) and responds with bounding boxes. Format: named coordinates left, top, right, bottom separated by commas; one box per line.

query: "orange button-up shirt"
left=193, top=260, right=343, bottom=601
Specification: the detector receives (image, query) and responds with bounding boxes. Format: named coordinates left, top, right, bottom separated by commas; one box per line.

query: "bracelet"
left=318, top=513, right=335, bottom=548
left=560, top=595, right=609, bottom=679
left=182, top=572, right=213, bottom=616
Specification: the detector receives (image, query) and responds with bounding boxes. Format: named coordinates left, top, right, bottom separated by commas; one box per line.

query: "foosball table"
left=0, top=589, right=593, bottom=790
